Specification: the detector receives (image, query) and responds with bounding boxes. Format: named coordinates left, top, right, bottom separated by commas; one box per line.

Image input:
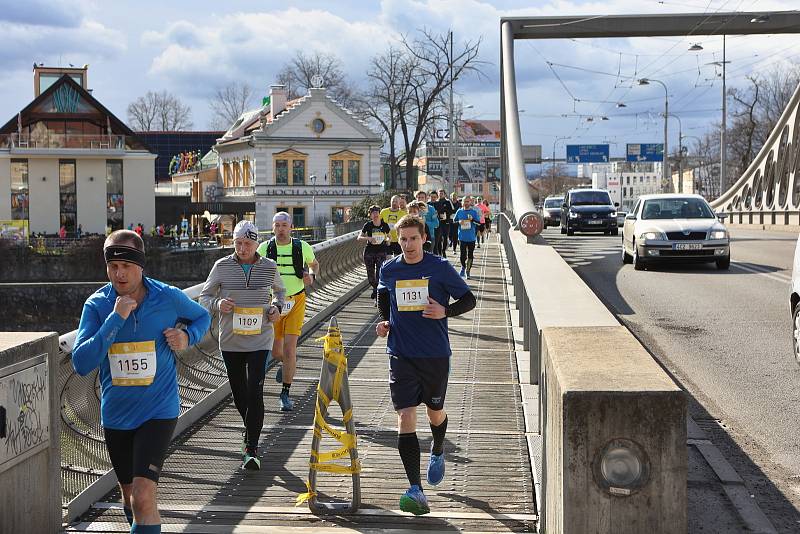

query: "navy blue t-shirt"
left=377, top=252, right=470, bottom=358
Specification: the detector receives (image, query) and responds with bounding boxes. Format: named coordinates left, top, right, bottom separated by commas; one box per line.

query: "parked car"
left=542, top=196, right=563, bottom=229
left=790, top=235, right=800, bottom=367
left=621, top=194, right=730, bottom=271
left=560, top=188, right=618, bottom=236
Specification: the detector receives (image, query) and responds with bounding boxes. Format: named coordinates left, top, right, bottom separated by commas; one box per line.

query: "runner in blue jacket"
left=73, top=230, right=211, bottom=534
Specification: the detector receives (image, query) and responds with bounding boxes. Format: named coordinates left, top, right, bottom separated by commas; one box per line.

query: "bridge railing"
left=712, top=81, right=800, bottom=221
left=498, top=209, right=686, bottom=532
left=58, top=230, right=367, bottom=522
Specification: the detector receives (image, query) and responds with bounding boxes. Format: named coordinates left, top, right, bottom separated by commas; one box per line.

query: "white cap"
left=233, top=220, right=258, bottom=241
left=273, top=211, right=292, bottom=224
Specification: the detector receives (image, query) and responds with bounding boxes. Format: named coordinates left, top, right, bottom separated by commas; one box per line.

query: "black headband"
left=104, top=245, right=145, bottom=268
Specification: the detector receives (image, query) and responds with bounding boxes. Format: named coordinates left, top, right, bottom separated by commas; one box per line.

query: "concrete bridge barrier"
left=0, top=332, right=61, bottom=534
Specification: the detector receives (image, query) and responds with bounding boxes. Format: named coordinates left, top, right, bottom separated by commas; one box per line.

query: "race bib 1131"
left=396, top=279, right=429, bottom=312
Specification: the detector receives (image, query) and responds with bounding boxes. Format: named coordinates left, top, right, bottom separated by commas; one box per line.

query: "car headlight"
left=639, top=231, right=664, bottom=240
left=709, top=230, right=727, bottom=239
left=569, top=211, right=579, bottom=219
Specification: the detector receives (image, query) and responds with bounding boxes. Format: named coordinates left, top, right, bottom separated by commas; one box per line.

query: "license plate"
left=587, top=220, right=603, bottom=225
left=674, top=243, right=702, bottom=250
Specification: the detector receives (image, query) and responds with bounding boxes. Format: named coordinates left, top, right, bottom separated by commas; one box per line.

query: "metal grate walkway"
left=66, top=236, right=537, bottom=533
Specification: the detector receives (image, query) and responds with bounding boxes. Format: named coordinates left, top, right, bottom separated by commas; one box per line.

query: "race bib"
left=372, top=232, right=385, bottom=245
left=388, top=223, right=396, bottom=230
left=282, top=298, right=295, bottom=316
left=233, top=306, right=262, bottom=335
left=396, top=279, right=429, bottom=312
left=460, top=220, right=472, bottom=230
left=439, top=212, right=446, bottom=220
left=108, top=341, right=157, bottom=386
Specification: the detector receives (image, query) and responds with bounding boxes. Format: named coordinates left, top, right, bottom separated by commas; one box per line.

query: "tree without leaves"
left=276, top=51, right=357, bottom=110
left=363, top=29, right=486, bottom=191
left=208, top=81, right=254, bottom=130
left=127, top=90, right=193, bottom=131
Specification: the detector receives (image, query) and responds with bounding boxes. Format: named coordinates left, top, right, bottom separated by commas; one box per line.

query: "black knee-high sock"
left=398, top=432, right=421, bottom=487
left=430, top=416, right=448, bottom=455
left=124, top=506, right=134, bottom=526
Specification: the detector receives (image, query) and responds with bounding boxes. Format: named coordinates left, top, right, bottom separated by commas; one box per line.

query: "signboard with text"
left=626, top=143, right=664, bottom=162
left=566, top=144, right=609, bottom=163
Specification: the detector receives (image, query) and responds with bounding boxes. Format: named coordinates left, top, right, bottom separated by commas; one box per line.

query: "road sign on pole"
left=626, top=143, right=664, bottom=162
left=566, top=144, right=609, bottom=163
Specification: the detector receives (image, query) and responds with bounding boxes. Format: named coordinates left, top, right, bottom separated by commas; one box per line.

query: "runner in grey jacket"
left=199, top=220, right=285, bottom=470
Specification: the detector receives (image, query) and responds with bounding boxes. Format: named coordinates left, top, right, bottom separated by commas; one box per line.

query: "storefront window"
left=10, top=159, right=29, bottom=220
left=276, top=160, right=289, bottom=185
left=59, top=160, right=77, bottom=233
left=292, top=207, right=305, bottom=227
left=107, top=160, right=123, bottom=231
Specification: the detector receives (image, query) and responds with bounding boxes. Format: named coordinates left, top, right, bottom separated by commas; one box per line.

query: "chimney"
left=269, top=85, right=287, bottom=120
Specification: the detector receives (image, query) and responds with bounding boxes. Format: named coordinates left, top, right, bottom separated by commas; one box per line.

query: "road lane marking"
left=731, top=261, right=791, bottom=284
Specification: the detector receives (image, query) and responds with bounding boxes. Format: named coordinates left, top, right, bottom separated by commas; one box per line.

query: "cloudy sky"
left=1, top=0, right=798, bottom=159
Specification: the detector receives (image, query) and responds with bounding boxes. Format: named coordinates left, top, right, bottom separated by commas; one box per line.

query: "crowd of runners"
left=72, top=193, right=490, bottom=531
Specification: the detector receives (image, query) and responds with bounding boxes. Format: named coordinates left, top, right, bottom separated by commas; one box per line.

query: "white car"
left=791, top=236, right=800, bottom=366
left=621, top=194, right=730, bottom=271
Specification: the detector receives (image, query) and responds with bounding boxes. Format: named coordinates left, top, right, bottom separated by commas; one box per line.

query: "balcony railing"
left=0, top=133, right=127, bottom=151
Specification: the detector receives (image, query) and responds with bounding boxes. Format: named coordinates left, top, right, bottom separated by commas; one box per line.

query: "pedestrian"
left=257, top=212, right=320, bottom=411
left=358, top=205, right=391, bottom=300
left=72, top=229, right=211, bottom=533
left=200, top=220, right=285, bottom=470
left=481, top=199, right=493, bottom=234
left=407, top=201, right=432, bottom=251
left=475, top=197, right=485, bottom=248
left=453, top=196, right=482, bottom=279
left=449, top=193, right=462, bottom=254
left=376, top=215, right=476, bottom=515
left=135, top=223, right=143, bottom=237
left=77, top=224, right=83, bottom=239
left=380, top=195, right=408, bottom=256
left=415, top=190, right=438, bottom=254
left=59, top=225, right=67, bottom=239
left=432, top=189, right=454, bottom=258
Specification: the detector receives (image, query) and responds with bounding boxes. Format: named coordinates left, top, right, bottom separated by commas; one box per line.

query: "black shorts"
left=389, top=355, right=449, bottom=410
left=478, top=223, right=486, bottom=232
left=104, top=418, right=177, bottom=484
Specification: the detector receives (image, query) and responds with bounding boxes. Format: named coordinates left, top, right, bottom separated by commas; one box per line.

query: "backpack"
left=265, top=237, right=305, bottom=279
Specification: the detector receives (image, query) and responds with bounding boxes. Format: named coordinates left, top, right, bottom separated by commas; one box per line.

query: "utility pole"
left=448, top=30, right=455, bottom=193
left=720, top=34, right=727, bottom=199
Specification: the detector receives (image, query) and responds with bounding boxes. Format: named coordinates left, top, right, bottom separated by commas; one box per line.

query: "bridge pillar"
left=541, top=326, right=686, bottom=533
left=0, top=332, right=61, bottom=533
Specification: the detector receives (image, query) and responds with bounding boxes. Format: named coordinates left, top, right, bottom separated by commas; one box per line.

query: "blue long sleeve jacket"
left=72, top=277, right=211, bottom=430
left=425, top=204, right=440, bottom=239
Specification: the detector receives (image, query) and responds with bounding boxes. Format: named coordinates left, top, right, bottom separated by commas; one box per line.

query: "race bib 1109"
left=233, top=306, right=263, bottom=335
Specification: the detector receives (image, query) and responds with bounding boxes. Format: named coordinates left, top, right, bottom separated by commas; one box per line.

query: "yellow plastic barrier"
left=296, top=316, right=361, bottom=513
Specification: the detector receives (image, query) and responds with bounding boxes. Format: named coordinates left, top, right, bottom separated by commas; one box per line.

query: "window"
left=10, top=159, right=29, bottom=220
left=59, top=160, right=77, bottom=233
left=276, top=160, right=289, bottom=185
left=331, top=206, right=346, bottom=223
left=243, top=160, right=251, bottom=186
left=626, top=176, right=630, bottom=185
left=329, top=151, right=362, bottom=185
left=292, top=207, right=305, bottom=227
left=107, top=160, right=123, bottom=231
left=347, top=160, right=360, bottom=185
left=331, top=160, right=344, bottom=185
left=293, top=160, right=305, bottom=185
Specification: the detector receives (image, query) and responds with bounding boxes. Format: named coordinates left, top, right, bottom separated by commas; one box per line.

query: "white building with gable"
left=211, top=84, right=383, bottom=231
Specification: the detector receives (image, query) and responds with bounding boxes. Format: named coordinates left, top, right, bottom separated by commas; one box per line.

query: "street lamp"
left=309, top=174, right=317, bottom=228
left=638, top=78, right=669, bottom=192
left=552, top=136, right=570, bottom=195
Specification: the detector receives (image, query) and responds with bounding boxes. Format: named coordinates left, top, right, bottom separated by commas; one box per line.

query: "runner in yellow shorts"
left=257, top=212, right=319, bottom=411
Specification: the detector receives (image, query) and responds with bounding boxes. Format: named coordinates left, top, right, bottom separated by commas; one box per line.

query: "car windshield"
left=641, top=198, right=715, bottom=220
left=570, top=191, right=611, bottom=206
left=544, top=198, right=562, bottom=208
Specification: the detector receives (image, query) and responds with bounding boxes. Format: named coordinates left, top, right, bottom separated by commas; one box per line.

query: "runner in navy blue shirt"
left=376, top=215, right=476, bottom=515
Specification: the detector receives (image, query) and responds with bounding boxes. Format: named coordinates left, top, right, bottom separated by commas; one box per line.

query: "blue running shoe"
left=242, top=446, right=261, bottom=470
left=399, top=485, right=430, bottom=515
left=275, top=364, right=283, bottom=384
left=279, top=391, right=294, bottom=412
left=459, top=268, right=466, bottom=278
left=427, top=449, right=445, bottom=486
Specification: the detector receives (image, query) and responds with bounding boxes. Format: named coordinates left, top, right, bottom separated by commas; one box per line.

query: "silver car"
left=621, top=194, right=730, bottom=271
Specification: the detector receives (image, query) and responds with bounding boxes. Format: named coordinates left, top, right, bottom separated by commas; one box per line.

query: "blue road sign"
left=566, top=144, right=609, bottom=163
left=626, top=143, right=664, bottom=162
